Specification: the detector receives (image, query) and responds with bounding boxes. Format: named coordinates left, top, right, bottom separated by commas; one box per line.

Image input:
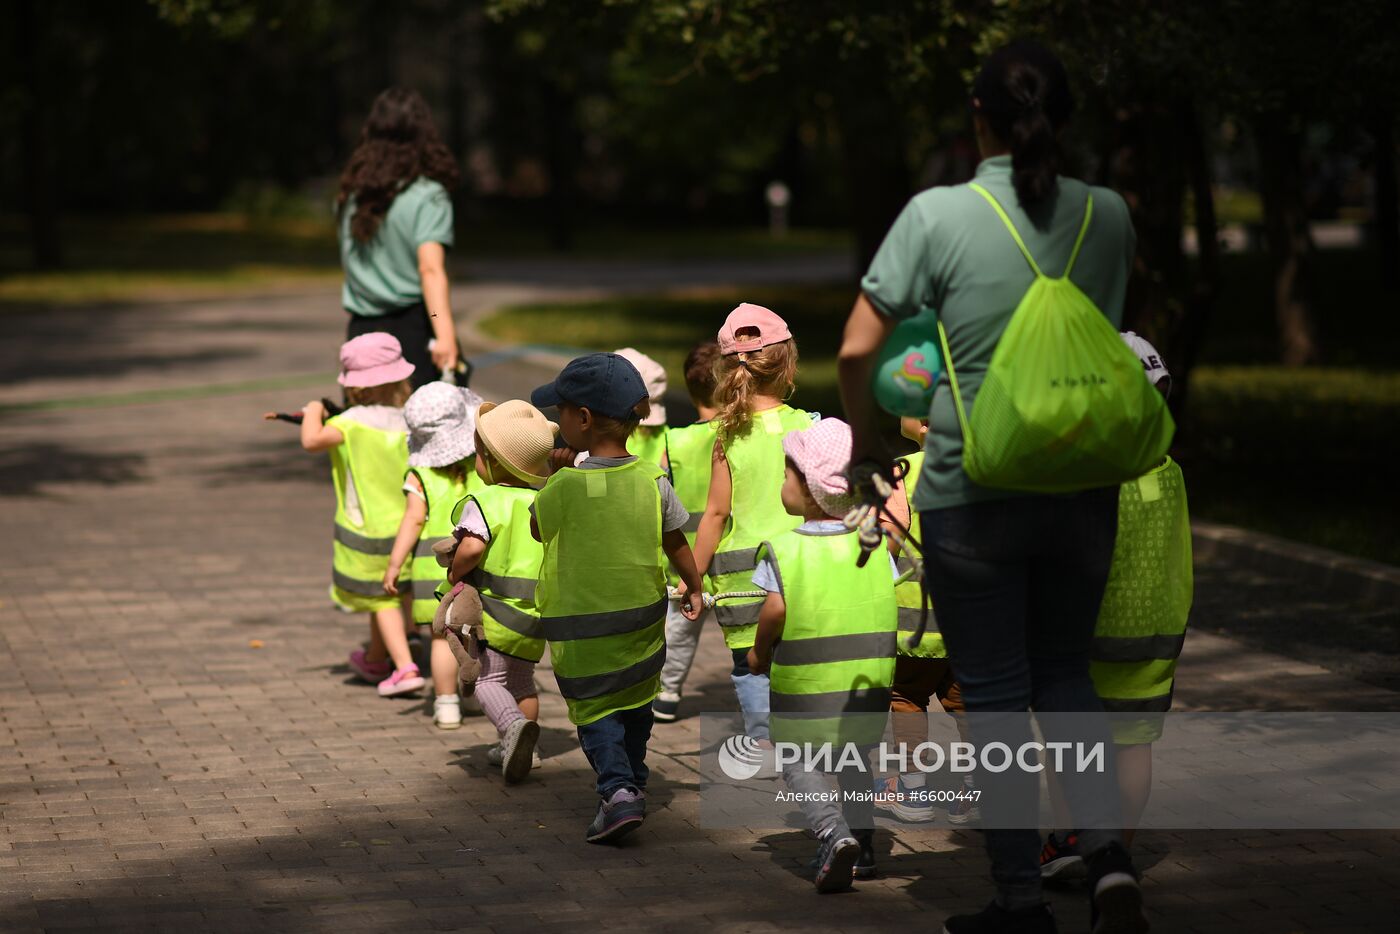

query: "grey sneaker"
left=487, top=743, right=541, bottom=769
left=500, top=718, right=540, bottom=784
left=586, top=787, right=646, bottom=845
left=812, top=828, right=860, bottom=893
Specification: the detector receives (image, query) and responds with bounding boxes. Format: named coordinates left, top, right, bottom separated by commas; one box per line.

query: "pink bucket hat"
left=718, top=303, right=792, bottom=356
left=338, top=333, right=416, bottom=388
left=782, top=417, right=858, bottom=517
left=614, top=347, right=668, bottom=427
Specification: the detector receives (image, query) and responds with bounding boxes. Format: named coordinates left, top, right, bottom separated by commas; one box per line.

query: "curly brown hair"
left=337, top=88, right=460, bottom=244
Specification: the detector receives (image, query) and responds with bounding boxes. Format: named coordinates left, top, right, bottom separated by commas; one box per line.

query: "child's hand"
left=746, top=647, right=770, bottom=675
left=548, top=446, right=578, bottom=474
left=382, top=564, right=401, bottom=595
left=680, top=589, right=704, bottom=621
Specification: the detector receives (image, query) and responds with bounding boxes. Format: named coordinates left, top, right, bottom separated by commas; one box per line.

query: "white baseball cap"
left=613, top=347, right=668, bottom=427
left=1121, top=331, right=1171, bottom=393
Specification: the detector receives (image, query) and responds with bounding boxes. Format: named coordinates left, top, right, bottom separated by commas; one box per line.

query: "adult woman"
left=837, top=42, right=1148, bottom=934
left=338, top=88, right=459, bottom=388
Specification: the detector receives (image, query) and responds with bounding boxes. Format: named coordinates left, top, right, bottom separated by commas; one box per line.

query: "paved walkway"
left=2, top=271, right=1399, bottom=932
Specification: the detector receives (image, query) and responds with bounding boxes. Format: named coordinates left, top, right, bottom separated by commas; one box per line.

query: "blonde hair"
left=714, top=339, right=798, bottom=439
left=344, top=378, right=412, bottom=409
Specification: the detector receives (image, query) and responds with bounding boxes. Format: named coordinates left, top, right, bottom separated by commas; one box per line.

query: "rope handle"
left=937, top=318, right=974, bottom=459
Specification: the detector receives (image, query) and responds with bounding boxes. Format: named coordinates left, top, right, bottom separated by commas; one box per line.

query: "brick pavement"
left=2, top=282, right=1400, bottom=932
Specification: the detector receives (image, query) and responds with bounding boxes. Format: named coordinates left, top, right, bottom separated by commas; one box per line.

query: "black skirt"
left=345, top=301, right=436, bottom=389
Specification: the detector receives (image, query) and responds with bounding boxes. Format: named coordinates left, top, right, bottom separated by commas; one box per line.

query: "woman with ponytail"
left=690, top=303, right=811, bottom=743
left=837, top=41, right=1149, bottom=934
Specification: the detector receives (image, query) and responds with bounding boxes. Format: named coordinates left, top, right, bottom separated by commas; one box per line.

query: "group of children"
left=288, top=305, right=1191, bottom=898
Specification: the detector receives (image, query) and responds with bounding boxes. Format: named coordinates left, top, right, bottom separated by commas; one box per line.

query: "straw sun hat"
left=475, top=400, right=559, bottom=486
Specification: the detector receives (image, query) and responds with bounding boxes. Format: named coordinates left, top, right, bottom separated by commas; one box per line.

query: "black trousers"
left=346, top=301, right=436, bottom=389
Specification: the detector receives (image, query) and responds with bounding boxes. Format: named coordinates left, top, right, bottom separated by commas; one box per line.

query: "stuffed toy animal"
left=430, top=537, right=483, bottom=689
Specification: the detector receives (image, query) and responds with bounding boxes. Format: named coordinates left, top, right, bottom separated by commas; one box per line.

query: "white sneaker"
left=487, top=742, right=541, bottom=769
left=433, top=695, right=462, bottom=730
left=500, top=718, right=540, bottom=784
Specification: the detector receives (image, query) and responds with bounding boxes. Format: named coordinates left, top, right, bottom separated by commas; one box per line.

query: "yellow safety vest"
left=535, top=460, right=667, bottom=725
left=406, top=461, right=477, bottom=624
left=627, top=426, right=669, bottom=469
left=326, top=414, right=409, bottom=613
left=764, top=528, right=897, bottom=746
left=710, top=405, right=813, bottom=650
left=456, top=483, right=546, bottom=662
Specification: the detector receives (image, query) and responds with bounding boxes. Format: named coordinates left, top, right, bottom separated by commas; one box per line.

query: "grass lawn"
left=480, top=250, right=1400, bottom=566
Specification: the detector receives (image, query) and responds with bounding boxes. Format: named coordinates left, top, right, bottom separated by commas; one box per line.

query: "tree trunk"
left=16, top=0, right=62, bottom=269
left=1165, top=99, right=1221, bottom=419
left=833, top=88, right=912, bottom=276
left=1255, top=113, right=1320, bottom=366
left=1370, top=115, right=1399, bottom=288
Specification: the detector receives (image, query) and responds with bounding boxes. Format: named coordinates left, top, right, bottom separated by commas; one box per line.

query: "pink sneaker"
left=349, top=649, right=392, bottom=684
left=377, top=665, right=426, bottom=697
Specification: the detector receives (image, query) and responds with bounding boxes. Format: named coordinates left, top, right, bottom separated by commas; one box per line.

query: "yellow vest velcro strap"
left=774, top=631, right=897, bottom=667
left=898, top=607, right=938, bottom=633
left=1100, top=693, right=1172, bottom=713
left=541, top=598, right=667, bottom=642
left=554, top=646, right=665, bottom=701
left=481, top=594, right=544, bottom=639
left=411, top=580, right=441, bottom=601
left=770, top=687, right=891, bottom=714
left=1091, top=633, right=1185, bottom=664
left=714, top=602, right=761, bottom=628
left=469, top=569, right=537, bottom=602
left=710, top=548, right=759, bottom=576
left=334, top=524, right=396, bottom=555
left=333, top=569, right=390, bottom=596
left=681, top=513, right=702, bottom=534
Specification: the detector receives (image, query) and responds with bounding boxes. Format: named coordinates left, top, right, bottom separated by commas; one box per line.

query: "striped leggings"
left=476, top=646, right=538, bottom=736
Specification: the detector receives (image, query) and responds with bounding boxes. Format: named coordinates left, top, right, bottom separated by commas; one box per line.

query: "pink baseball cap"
left=718, top=303, right=792, bottom=355
left=338, top=332, right=416, bottom=388
left=782, top=417, right=858, bottom=517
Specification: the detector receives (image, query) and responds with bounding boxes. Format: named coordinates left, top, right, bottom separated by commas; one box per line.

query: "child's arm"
left=661, top=529, right=704, bottom=620
left=746, top=592, right=786, bottom=675
left=449, top=534, right=487, bottom=584
left=882, top=476, right=912, bottom=557
left=689, top=439, right=731, bottom=580
left=383, top=474, right=427, bottom=595
left=299, top=400, right=344, bottom=452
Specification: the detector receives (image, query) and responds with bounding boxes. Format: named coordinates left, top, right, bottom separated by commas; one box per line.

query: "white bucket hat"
left=405, top=383, right=484, bottom=468
left=1121, top=331, right=1171, bottom=395
left=614, top=347, right=668, bottom=427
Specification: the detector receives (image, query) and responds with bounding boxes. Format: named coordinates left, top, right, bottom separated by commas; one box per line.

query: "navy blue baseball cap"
left=530, top=352, right=648, bottom=421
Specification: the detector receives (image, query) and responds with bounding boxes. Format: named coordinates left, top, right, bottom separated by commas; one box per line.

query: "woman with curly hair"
left=338, top=87, right=461, bottom=388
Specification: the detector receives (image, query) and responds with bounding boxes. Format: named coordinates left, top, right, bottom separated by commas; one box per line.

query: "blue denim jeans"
left=576, top=703, right=655, bottom=799
left=730, top=648, right=771, bottom=741
left=922, top=488, right=1125, bottom=910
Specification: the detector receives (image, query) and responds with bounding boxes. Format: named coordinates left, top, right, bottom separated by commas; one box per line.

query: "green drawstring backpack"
left=936, top=183, right=1175, bottom=492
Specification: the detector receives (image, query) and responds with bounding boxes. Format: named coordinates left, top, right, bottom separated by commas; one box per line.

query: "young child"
left=653, top=339, right=722, bottom=723
left=746, top=418, right=898, bottom=893
left=691, top=304, right=813, bottom=741
left=444, top=400, right=556, bottom=783
left=297, top=333, right=421, bottom=697
left=873, top=417, right=977, bottom=825
left=529, top=352, right=704, bottom=844
left=382, top=382, right=484, bottom=728
left=1040, top=332, right=1193, bottom=880
left=615, top=347, right=669, bottom=468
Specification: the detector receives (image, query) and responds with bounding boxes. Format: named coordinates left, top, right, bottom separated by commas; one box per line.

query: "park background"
left=2, top=0, right=1398, bottom=565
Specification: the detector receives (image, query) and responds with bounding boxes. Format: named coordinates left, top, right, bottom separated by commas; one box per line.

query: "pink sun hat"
left=338, top=332, right=416, bottom=388
left=717, top=303, right=792, bottom=356
left=782, top=417, right=859, bottom=517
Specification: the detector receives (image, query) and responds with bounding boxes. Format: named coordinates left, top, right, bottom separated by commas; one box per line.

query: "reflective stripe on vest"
left=462, top=484, right=545, bottom=662
left=764, top=529, right=896, bottom=744
left=535, top=460, right=667, bottom=724
left=892, top=450, right=945, bottom=659
left=710, top=406, right=812, bottom=650
left=326, top=415, right=409, bottom=610
left=407, top=464, right=474, bottom=624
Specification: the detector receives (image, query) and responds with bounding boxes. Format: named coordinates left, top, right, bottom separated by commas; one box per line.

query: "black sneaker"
left=942, top=901, right=1057, bottom=934
left=853, top=828, right=877, bottom=880
left=1086, top=841, right=1148, bottom=933
left=585, top=787, right=645, bottom=845
left=652, top=691, right=680, bottom=722
left=1040, top=830, right=1086, bottom=882
left=812, top=830, right=860, bottom=894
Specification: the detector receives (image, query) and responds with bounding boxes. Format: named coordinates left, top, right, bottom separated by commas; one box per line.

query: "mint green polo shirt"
left=339, top=177, right=455, bottom=316
left=862, top=156, right=1136, bottom=510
